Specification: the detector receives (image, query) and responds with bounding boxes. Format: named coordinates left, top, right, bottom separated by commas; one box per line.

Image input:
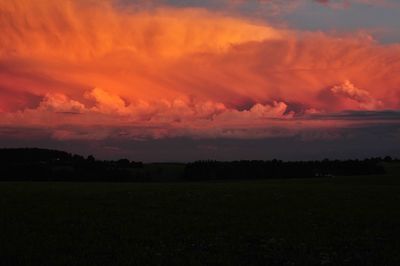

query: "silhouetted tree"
left=0, top=148, right=390, bottom=182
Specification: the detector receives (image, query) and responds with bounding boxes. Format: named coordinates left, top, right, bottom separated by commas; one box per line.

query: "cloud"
left=39, top=94, right=86, bottom=114
left=306, top=110, right=400, bottom=121
left=85, top=88, right=129, bottom=115
left=330, top=80, right=383, bottom=110
left=313, top=0, right=350, bottom=8
left=0, top=0, right=399, bottom=141
left=313, top=0, right=399, bottom=9
left=2, top=88, right=398, bottom=141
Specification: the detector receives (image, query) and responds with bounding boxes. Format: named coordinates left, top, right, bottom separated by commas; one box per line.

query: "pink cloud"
left=330, top=80, right=383, bottom=110
left=0, top=0, right=399, bottom=141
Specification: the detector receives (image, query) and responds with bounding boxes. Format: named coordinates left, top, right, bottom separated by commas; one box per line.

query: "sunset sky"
left=1, top=0, right=399, bottom=161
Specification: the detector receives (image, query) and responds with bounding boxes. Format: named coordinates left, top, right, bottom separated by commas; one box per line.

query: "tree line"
left=0, top=148, right=144, bottom=182
left=184, top=159, right=388, bottom=180
left=0, top=148, right=395, bottom=182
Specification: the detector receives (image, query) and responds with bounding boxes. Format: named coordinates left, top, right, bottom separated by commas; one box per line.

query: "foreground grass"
left=1, top=175, right=400, bottom=265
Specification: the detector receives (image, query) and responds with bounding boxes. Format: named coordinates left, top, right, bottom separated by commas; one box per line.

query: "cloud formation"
left=330, top=80, right=383, bottom=110
left=0, top=0, right=399, bottom=142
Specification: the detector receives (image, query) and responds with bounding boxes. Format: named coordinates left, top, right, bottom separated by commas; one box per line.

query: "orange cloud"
left=0, top=0, right=399, bottom=140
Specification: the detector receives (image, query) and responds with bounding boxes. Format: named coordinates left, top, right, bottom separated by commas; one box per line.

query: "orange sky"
left=1, top=0, right=399, bottom=141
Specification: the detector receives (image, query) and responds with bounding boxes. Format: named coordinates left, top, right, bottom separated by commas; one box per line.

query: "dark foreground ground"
left=1, top=164, right=400, bottom=266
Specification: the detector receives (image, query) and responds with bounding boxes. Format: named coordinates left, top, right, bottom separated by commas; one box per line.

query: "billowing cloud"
left=330, top=80, right=383, bottom=110
left=0, top=0, right=399, bottom=143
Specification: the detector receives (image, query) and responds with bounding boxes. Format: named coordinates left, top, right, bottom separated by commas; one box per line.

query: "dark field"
left=1, top=165, right=400, bottom=265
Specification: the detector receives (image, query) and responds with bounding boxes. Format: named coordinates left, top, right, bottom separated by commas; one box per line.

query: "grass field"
left=1, top=166, right=400, bottom=265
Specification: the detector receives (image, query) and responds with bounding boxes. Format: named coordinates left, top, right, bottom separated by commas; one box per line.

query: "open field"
left=1, top=168, right=400, bottom=265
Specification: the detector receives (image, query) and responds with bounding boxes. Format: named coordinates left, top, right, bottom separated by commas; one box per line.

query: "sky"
left=0, top=0, right=399, bottom=161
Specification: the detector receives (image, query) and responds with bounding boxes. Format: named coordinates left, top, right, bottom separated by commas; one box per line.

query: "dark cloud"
left=306, top=110, right=400, bottom=121
left=0, top=87, right=42, bottom=112
left=1, top=115, right=398, bottom=161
